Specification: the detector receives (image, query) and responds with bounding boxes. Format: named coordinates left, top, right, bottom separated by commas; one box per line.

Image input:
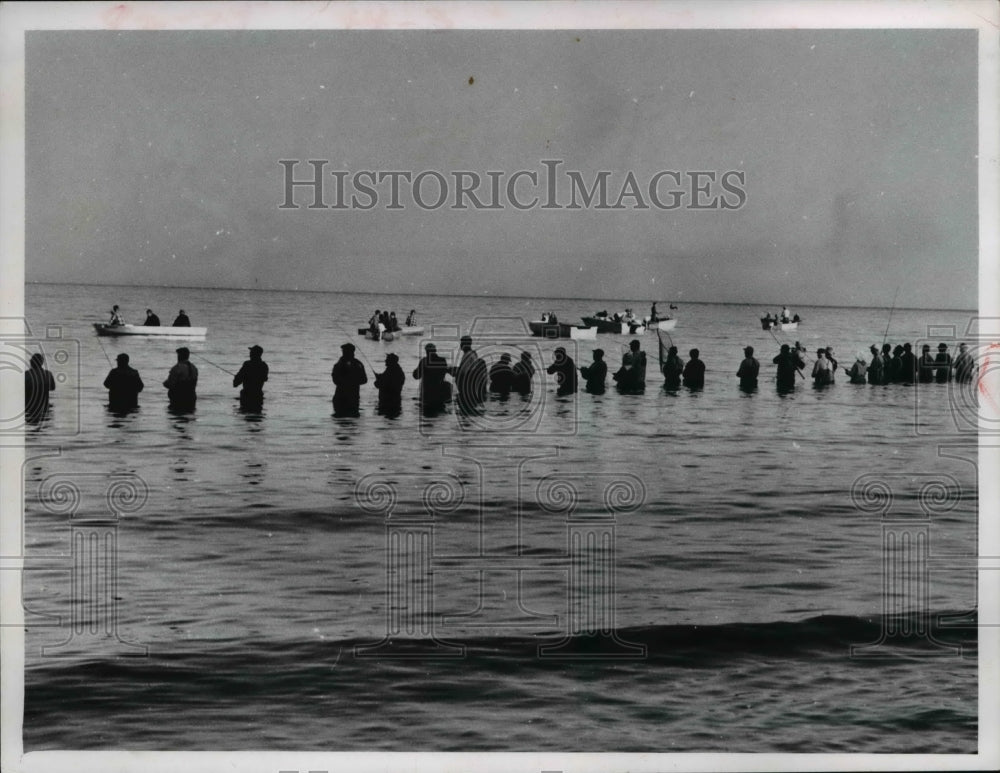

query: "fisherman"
left=682, top=348, right=706, bottom=389
left=374, top=352, right=406, bottom=414
left=867, top=345, right=883, bottom=385
left=811, top=348, right=833, bottom=386
left=233, top=345, right=269, bottom=411
left=614, top=339, right=647, bottom=392
left=449, top=335, right=488, bottom=402
left=143, top=308, right=160, bottom=326
left=24, top=353, right=56, bottom=421
left=413, top=342, right=451, bottom=411
left=512, top=351, right=535, bottom=395
left=824, top=347, right=839, bottom=382
left=104, top=353, right=144, bottom=412
left=580, top=349, right=608, bottom=394
left=108, top=305, right=125, bottom=326
left=773, top=344, right=804, bottom=392
left=489, top=353, right=515, bottom=395
left=880, top=343, right=893, bottom=384
left=546, top=346, right=578, bottom=396
left=163, top=347, right=198, bottom=410
left=331, top=343, right=367, bottom=416
left=917, top=344, right=936, bottom=384
left=954, top=343, right=976, bottom=383
left=172, top=310, right=191, bottom=327
left=847, top=353, right=868, bottom=384
left=405, top=309, right=416, bottom=327
left=736, top=346, right=759, bottom=391
left=934, top=343, right=953, bottom=383
left=661, top=345, right=684, bottom=390
left=899, top=343, right=917, bottom=384
left=889, top=344, right=905, bottom=383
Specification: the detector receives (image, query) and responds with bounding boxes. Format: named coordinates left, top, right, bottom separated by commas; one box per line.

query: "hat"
left=554, top=346, right=566, bottom=355
left=922, top=344, right=931, bottom=351
left=341, top=343, right=355, bottom=353
left=248, top=345, right=263, bottom=355
left=744, top=346, right=754, bottom=355
left=425, top=343, right=436, bottom=351
left=460, top=335, right=473, bottom=345
left=116, top=353, right=129, bottom=362
left=856, top=352, right=866, bottom=362
left=938, top=343, right=948, bottom=350
left=870, top=345, right=878, bottom=352
left=521, top=351, right=532, bottom=359
left=176, top=347, right=189, bottom=356
left=385, top=353, right=399, bottom=363
left=594, top=349, right=604, bottom=358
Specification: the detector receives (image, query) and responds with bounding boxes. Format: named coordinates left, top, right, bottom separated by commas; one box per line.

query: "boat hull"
left=363, top=326, right=425, bottom=341
left=94, top=323, right=207, bottom=338
left=581, top=317, right=646, bottom=335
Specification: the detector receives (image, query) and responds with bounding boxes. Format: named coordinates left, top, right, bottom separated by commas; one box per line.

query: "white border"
left=1, top=2, right=998, bottom=772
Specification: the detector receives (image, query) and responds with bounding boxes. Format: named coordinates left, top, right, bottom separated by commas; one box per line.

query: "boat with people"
left=358, top=325, right=425, bottom=341
left=760, top=310, right=801, bottom=331
left=93, top=323, right=207, bottom=338
left=528, top=320, right=597, bottom=339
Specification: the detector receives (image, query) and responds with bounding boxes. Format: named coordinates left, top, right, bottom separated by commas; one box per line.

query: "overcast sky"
left=26, top=29, right=977, bottom=309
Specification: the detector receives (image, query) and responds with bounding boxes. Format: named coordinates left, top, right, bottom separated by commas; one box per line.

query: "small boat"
left=581, top=316, right=647, bottom=335
left=94, top=323, right=207, bottom=338
left=360, top=325, right=425, bottom=341
left=569, top=326, right=597, bottom=340
left=528, top=320, right=596, bottom=339
left=760, top=318, right=800, bottom=332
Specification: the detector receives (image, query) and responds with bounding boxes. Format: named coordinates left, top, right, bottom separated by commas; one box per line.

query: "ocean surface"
left=19, top=282, right=980, bottom=752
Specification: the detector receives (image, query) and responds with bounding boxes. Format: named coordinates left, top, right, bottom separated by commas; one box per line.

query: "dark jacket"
left=104, top=365, right=144, bottom=411
left=580, top=359, right=608, bottom=393
left=682, top=357, right=706, bottom=389
left=546, top=355, right=578, bottom=395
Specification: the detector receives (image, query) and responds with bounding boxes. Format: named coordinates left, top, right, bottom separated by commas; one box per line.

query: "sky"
left=25, top=28, right=978, bottom=309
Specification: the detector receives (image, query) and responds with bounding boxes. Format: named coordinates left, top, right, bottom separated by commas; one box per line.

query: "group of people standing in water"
left=21, top=334, right=982, bottom=424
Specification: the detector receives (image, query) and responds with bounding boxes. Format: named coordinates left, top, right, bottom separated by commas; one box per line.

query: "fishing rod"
left=768, top=325, right=806, bottom=379
left=95, top=336, right=114, bottom=366
left=882, top=285, right=900, bottom=347
left=332, top=322, right=377, bottom=371
left=190, top=351, right=237, bottom=376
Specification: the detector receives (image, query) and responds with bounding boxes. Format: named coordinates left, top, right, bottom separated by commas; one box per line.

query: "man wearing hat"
left=448, top=335, right=488, bottom=402
left=772, top=343, right=804, bottom=392
left=917, top=343, right=936, bottom=384
left=374, top=352, right=406, bottom=415
left=163, top=347, right=198, bottom=410
left=331, top=342, right=367, bottom=416
left=580, top=348, right=607, bottom=394
left=867, top=345, right=884, bottom=385
left=489, top=353, right=515, bottom=395
left=546, top=346, right=578, bottom=396
left=613, top=339, right=647, bottom=392
left=233, top=345, right=269, bottom=411
left=736, top=345, right=759, bottom=392
left=934, top=342, right=953, bottom=383
left=413, top=342, right=451, bottom=411
left=512, top=350, right=535, bottom=395
left=103, top=352, right=144, bottom=413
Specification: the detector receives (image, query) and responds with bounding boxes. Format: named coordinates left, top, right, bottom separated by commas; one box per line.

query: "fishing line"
left=882, top=285, right=900, bottom=347
left=331, top=321, right=377, bottom=371
left=95, top=335, right=113, bottom=366
left=190, top=351, right=237, bottom=377
left=768, top=325, right=806, bottom=379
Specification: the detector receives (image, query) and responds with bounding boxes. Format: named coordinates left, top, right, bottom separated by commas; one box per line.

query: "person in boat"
left=650, top=302, right=659, bottom=322
left=811, top=348, right=833, bottom=386
left=489, top=353, right=515, bottom=395
left=773, top=344, right=804, bottom=392
left=682, top=348, right=706, bottom=390
left=163, top=347, right=198, bottom=410
left=143, top=309, right=160, bottom=326
left=781, top=306, right=790, bottom=323
left=374, top=352, right=405, bottom=414
left=108, top=305, right=125, bottom=326
left=792, top=314, right=801, bottom=323
left=847, top=353, right=868, bottom=384
left=413, top=342, right=451, bottom=410
left=387, top=312, right=399, bottom=332
left=512, top=351, right=535, bottom=395
left=580, top=349, right=608, bottom=394
left=331, top=342, right=367, bottom=417
left=954, top=343, right=976, bottom=383
left=368, top=310, right=381, bottom=341
left=449, top=335, right=488, bottom=402
left=736, top=346, right=759, bottom=391
left=405, top=310, right=416, bottom=328
left=614, top=339, right=647, bottom=392
left=104, top=352, right=144, bottom=413
left=172, top=310, right=191, bottom=327
left=661, top=345, right=684, bottom=390
left=233, top=344, right=269, bottom=411
left=867, top=345, right=883, bottom=385
left=934, top=343, right=953, bottom=383
left=25, top=353, right=56, bottom=422
left=546, top=346, right=578, bottom=396
left=899, top=343, right=917, bottom=384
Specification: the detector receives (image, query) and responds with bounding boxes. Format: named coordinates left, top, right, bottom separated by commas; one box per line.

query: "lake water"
left=19, top=282, right=980, bottom=752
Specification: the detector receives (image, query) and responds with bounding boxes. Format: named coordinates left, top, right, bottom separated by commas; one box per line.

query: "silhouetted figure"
left=773, top=344, right=804, bottom=392
left=661, top=345, right=684, bottom=390
left=889, top=345, right=905, bottom=383
left=736, top=346, right=759, bottom=391
left=331, top=343, right=367, bottom=416
left=682, top=348, right=705, bottom=390
left=143, top=309, right=160, bottom=326
left=164, top=347, right=198, bottom=410
left=811, top=348, right=833, bottom=386
left=917, top=344, right=936, bottom=384
left=614, top=340, right=647, bottom=392
left=867, top=345, right=883, bottom=385
left=172, top=310, right=191, bottom=327
left=489, top=353, right=515, bottom=395
left=25, top=353, right=56, bottom=422
left=512, top=351, right=535, bottom=395
left=899, top=343, right=917, bottom=384
left=388, top=312, right=399, bottom=332
left=104, top=352, right=143, bottom=413
left=880, top=343, right=893, bottom=384
left=375, top=352, right=405, bottom=415
left=847, top=353, right=868, bottom=384
left=233, top=345, right=269, bottom=411
left=449, top=336, right=488, bottom=403
left=546, top=346, right=578, bottom=396
left=934, top=343, right=953, bottom=383
left=405, top=310, right=416, bottom=327
left=580, top=349, right=608, bottom=394
left=413, top=343, right=451, bottom=412
left=954, top=343, right=976, bottom=383
left=108, top=305, right=125, bottom=326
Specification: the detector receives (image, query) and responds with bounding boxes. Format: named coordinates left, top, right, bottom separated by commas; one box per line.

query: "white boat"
left=780, top=321, right=798, bottom=331
left=362, top=325, right=425, bottom=341
left=94, top=323, right=207, bottom=338
left=569, top=326, right=597, bottom=340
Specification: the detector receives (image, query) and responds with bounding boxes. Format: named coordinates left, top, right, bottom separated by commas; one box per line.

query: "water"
left=20, top=283, right=978, bottom=751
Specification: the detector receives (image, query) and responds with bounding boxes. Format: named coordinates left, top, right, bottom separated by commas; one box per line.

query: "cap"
left=116, top=353, right=129, bottom=362
left=744, top=346, right=754, bottom=355
left=425, top=342, right=436, bottom=351
left=248, top=345, right=263, bottom=355
left=594, top=348, right=604, bottom=357
left=938, top=343, right=948, bottom=350
left=460, top=335, right=473, bottom=345
left=385, top=353, right=399, bottom=363
left=341, top=343, right=355, bottom=352
left=176, top=347, right=189, bottom=356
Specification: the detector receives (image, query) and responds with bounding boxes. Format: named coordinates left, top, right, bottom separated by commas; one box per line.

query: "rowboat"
left=529, top=320, right=597, bottom=339
left=581, top=316, right=646, bottom=335
left=359, top=325, right=425, bottom=341
left=761, top=319, right=799, bottom=332
left=94, top=323, right=207, bottom=338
